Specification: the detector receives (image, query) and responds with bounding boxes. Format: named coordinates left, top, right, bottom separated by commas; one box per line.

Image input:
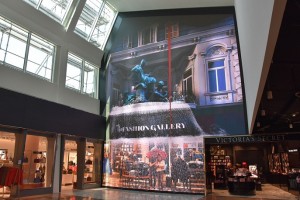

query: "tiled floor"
left=1, top=184, right=299, bottom=200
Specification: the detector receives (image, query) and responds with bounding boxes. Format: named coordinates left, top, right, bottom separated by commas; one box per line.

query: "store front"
left=103, top=136, right=205, bottom=193
left=0, top=130, right=17, bottom=197
left=0, top=125, right=104, bottom=198
left=60, top=136, right=103, bottom=191
left=204, top=133, right=300, bottom=196
left=0, top=87, right=105, bottom=197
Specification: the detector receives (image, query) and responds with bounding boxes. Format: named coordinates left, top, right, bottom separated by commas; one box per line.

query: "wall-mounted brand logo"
left=206, top=134, right=286, bottom=144
left=116, top=123, right=186, bottom=133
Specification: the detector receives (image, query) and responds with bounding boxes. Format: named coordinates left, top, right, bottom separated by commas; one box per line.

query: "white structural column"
left=234, top=0, right=286, bottom=133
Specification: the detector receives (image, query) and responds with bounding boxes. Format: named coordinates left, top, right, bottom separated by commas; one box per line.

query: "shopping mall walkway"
left=2, top=184, right=299, bottom=200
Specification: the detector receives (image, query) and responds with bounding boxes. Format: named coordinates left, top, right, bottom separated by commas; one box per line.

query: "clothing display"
left=0, top=166, right=23, bottom=194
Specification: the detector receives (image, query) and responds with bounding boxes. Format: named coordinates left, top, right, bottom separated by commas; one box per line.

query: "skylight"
left=23, top=0, right=73, bottom=23
left=74, top=0, right=117, bottom=50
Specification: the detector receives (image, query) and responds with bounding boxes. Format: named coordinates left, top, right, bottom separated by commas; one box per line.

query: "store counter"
left=227, top=176, right=256, bottom=195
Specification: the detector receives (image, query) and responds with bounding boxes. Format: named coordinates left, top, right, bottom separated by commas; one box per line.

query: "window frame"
left=74, top=0, right=117, bottom=50
left=0, top=15, right=56, bottom=82
left=23, top=0, right=74, bottom=24
left=206, top=58, right=227, bottom=93
left=66, top=52, right=99, bottom=99
left=165, top=23, right=179, bottom=39
left=138, top=25, right=157, bottom=46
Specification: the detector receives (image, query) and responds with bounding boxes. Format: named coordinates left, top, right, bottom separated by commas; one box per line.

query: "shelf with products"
left=32, top=151, right=47, bottom=183
left=268, top=153, right=290, bottom=174
left=214, top=165, right=226, bottom=189
left=22, top=150, right=47, bottom=184
left=210, top=155, right=231, bottom=174
left=84, top=145, right=95, bottom=183
left=280, top=153, right=289, bottom=174
left=113, top=143, right=138, bottom=172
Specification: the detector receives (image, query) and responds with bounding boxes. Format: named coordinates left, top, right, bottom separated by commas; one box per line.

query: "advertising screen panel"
left=102, top=7, right=247, bottom=194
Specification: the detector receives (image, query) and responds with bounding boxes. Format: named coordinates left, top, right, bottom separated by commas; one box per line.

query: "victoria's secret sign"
left=205, top=134, right=286, bottom=144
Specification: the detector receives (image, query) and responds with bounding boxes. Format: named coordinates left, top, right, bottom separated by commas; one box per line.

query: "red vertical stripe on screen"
left=168, top=25, right=172, bottom=136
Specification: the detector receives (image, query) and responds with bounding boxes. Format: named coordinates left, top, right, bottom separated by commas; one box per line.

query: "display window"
left=0, top=131, right=16, bottom=197
left=0, top=132, right=15, bottom=165
left=22, top=134, right=56, bottom=189
left=84, top=142, right=95, bottom=183
left=103, top=137, right=205, bottom=193
left=62, top=140, right=77, bottom=189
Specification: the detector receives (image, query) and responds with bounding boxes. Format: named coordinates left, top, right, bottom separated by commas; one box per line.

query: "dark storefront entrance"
left=204, top=133, right=300, bottom=196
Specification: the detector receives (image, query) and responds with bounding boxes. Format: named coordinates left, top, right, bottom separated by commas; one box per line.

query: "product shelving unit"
left=84, top=145, right=95, bottom=183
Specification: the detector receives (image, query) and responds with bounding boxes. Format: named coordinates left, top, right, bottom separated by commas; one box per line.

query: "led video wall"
left=102, top=7, right=248, bottom=194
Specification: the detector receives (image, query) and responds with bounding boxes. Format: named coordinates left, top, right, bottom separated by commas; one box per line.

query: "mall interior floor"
left=1, top=184, right=299, bottom=200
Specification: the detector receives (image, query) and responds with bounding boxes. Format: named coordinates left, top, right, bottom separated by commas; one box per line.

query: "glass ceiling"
left=23, top=0, right=117, bottom=50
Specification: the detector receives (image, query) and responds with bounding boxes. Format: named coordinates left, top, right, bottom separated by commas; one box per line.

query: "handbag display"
left=87, top=176, right=92, bottom=181
left=85, top=159, right=93, bottom=165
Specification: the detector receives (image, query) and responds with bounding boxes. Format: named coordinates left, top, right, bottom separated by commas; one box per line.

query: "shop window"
left=207, top=59, right=226, bottom=93
left=84, top=142, right=95, bottom=183
left=0, top=131, right=15, bottom=166
left=22, top=134, right=56, bottom=188
left=104, top=139, right=205, bottom=193
left=62, top=140, right=77, bottom=187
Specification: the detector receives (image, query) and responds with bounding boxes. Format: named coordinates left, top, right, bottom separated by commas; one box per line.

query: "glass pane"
left=66, top=64, right=81, bottom=91
left=24, top=0, right=74, bottom=23
left=83, top=62, right=98, bottom=97
left=22, top=134, right=56, bottom=188
left=85, top=142, right=95, bottom=183
left=218, top=68, right=226, bottom=91
left=66, top=53, right=82, bottom=91
left=6, top=32, right=27, bottom=58
left=91, top=3, right=116, bottom=48
left=209, top=70, right=217, bottom=92
left=0, top=131, right=15, bottom=164
left=5, top=53, right=24, bottom=69
left=75, top=0, right=104, bottom=39
left=208, top=60, right=224, bottom=68
left=0, top=17, right=28, bottom=68
left=23, top=0, right=39, bottom=6
left=62, top=140, right=77, bottom=187
left=26, top=34, right=55, bottom=80
left=75, top=0, right=117, bottom=49
left=40, top=0, right=73, bottom=22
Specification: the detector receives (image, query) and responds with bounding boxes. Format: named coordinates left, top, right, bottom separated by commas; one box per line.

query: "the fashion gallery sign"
left=109, top=102, right=204, bottom=139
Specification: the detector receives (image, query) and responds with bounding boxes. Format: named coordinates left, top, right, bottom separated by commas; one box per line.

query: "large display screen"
left=102, top=7, right=247, bottom=194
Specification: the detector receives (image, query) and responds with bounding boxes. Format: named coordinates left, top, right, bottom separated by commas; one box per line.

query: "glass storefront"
left=22, top=134, right=56, bottom=189
left=62, top=140, right=77, bottom=189
left=0, top=131, right=16, bottom=197
left=84, top=141, right=95, bottom=183
left=103, top=136, right=205, bottom=193
left=204, top=134, right=300, bottom=196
